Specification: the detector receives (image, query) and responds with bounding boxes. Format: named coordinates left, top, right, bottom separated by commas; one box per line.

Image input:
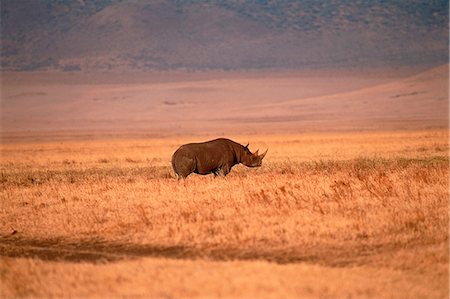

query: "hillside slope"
left=1, top=65, right=447, bottom=135
left=231, top=64, right=449, bottom=130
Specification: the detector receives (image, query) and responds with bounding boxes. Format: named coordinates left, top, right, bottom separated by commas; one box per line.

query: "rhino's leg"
left=215, top=166, right=230, bottom=177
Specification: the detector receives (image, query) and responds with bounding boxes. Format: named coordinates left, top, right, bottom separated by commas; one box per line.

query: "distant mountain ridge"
left=1, top=0, right=448, bottom=71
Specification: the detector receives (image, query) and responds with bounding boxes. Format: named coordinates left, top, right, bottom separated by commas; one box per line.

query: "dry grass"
left=0, top=130, right=448, bottom=298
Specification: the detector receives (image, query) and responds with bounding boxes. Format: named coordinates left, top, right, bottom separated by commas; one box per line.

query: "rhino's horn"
left=254, top=149, right=259, bottom=155
left=244, top=142, right=249, bottom=148
left=259, top=148, right=268, bottom=159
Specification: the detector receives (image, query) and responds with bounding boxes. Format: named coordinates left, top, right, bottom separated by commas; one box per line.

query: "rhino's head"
left=241, top=143, right=268, bottom=167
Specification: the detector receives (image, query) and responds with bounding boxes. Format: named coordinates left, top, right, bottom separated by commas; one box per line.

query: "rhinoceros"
left=171, top=138, right=268, bottom=178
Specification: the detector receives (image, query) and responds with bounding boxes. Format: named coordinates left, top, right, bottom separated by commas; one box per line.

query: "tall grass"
left=0, top=130, right=448, bottom=298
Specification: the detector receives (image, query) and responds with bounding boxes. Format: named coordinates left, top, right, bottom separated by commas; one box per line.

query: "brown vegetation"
left=0, top=130, right=448, bottom=298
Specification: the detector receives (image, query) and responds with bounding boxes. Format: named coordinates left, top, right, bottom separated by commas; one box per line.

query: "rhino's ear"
left=244, top=142, right=249, bottom=148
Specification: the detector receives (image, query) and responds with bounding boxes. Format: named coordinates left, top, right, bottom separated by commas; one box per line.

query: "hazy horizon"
left=1, top=1, right=448, bottom=136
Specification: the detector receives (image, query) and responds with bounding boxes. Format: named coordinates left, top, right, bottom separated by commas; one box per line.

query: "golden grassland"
left=0, top=130, right=448, bottom=298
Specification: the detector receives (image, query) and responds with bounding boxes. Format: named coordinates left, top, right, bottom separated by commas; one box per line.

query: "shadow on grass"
left=0, top=235, right=412, bottom=267
left=0, top=236, right=192, bottom=263
left=0, top=235, right=404, bottom=266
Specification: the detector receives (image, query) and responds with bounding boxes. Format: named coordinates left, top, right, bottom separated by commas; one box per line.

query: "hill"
left=1, top=0, right=448, bottom=71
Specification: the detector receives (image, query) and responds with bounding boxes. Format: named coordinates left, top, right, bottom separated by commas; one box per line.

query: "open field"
left=0, top=130, right=448, bottom=298
left=2, top=65, right=448, bottom=136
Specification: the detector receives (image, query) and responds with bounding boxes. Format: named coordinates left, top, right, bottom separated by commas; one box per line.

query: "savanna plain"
left=1, top=66, right=449, bottom=298
left=1, top=130, right=448, bottom=298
